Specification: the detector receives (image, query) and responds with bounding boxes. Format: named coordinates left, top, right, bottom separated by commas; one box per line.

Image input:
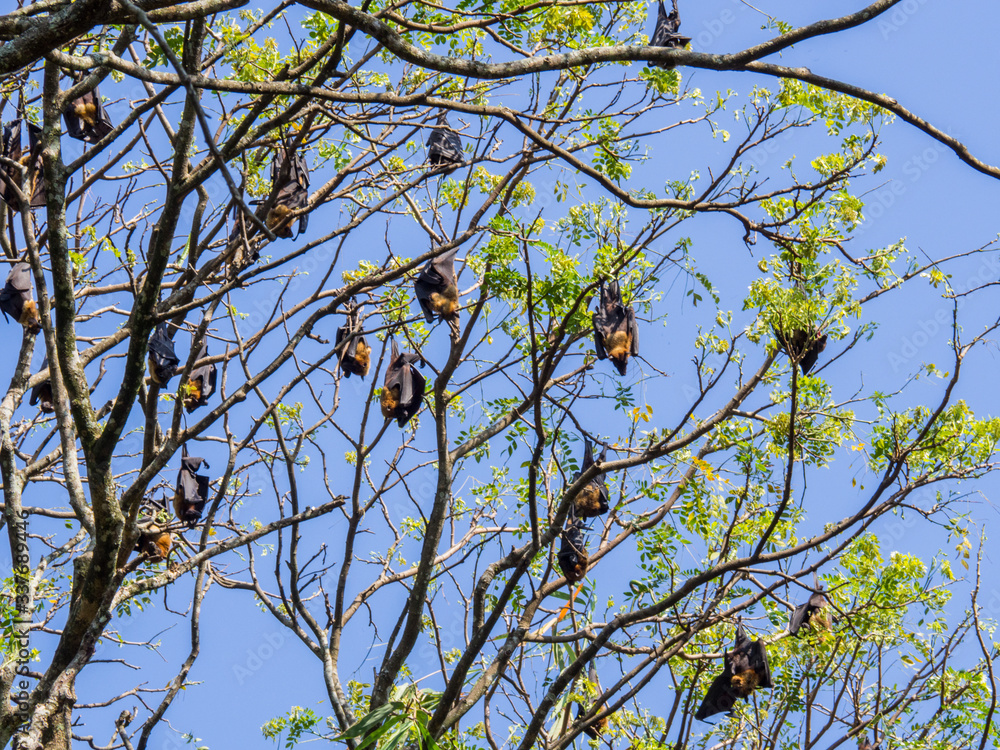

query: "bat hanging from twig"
left=0, top=262, right=42, bottom=334
left=415, top=248, right=460, bottom=324
left=694, top=620, right=773, bottom=721
left=380, top=339, right=426, bottom=427
left=426, top=111, right=463, bottom=173
left=147, top=323, right=179, bottom=386
left=592, top=278, right=638, bottom=375
left=336, top=302, right=370, bottom=378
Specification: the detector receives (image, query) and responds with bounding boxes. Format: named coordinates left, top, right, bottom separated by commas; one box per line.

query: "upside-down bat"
left=265, top=140, right=309, bottom=239
left=63, top=74, right=114, bottom=143
left=427, top=111, right=463, bottom=173
left=335, top=304, right=370, bottom=378
left=775, top=326, right=828, bottom=375
left=380, top=339, right=426, bottom=427
left=0, top=262, right=42, bottom=334
left=694, top=621, right=773, bottom=721
left=0, top=120, right=46, bottom=210
left=173, top=448, right=210, bottom=527
left=147, top=323, right=179, bottom=386
left=557, top=515, right=589, bottom=584
left=134, top=524, right=172, bottom=563
left=650, top=0, right=692, bottom=70
left=576, top=662, right=609, bottom=740
left=570, top=440, right=610, bottom=518
left=592, top=279, right=638, bottom=376
left=29, top=357, right=54, bottom=413
left=789, top=582, right=831, bottom=636
left=183, top=342, right=217, bottom=413
left=415, top=248, right=460, bottom=323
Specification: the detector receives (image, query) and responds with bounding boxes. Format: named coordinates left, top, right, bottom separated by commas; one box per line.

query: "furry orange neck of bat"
left=605, top=330, right=631, bottom=359
left=267, top=204, right=294, bottom=237
left=19, top=300, right=41, bottom=333
left=345, top=339, right=371, bottom=376
left=429, top=286, right=459, bottom=317
left=75, top=102, right=98, bottom=127
left=730, top=668, right=760, bottom=697
left=576, top=484, right=603, bottom=516
left=183, top=379, right=203, bottom=411
left=381, top=384, right=400, bottom=418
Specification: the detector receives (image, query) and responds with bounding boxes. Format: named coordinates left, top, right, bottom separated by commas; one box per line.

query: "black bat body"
left=30, top=357, right=54, bottom=413
left=63, top=76, right=114, bottom=143
left=147, top=323, right=179, bottom=386
left=0, top=262, right=41, bottom=333
left=415, top=249, right=460, bottom=323
left=789, top=591, right=831, bottom=636
left=0, top=121, right=46, bottom=211
left=650, top=0, right=691, bottom=69
left=183, top=343, right=217, bottom=412
left=427, top=112, right=463, bottom=173
left=557, top=516, right=589, bottom=584
left=336, top=305, right=370, bottom=378
left=380, top=340, right=426, bottom=426
left=266, top=141, right=310, bottom=239
left=571, top=440, right=609, bottom=518
left=775, top=327, right=828, bottom=375
left=592, top=279, right=638, bottom=376
left=695, top=623, right=772, bottom=721
left=174, top=451, right=210, bottom=527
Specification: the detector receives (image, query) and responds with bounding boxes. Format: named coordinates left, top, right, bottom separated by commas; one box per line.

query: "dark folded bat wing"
left=694, top=673, right=738, bottom=720
left=7, top=263, right=32, bottom=293
left=592, top=311, right=609, bottom=360
left=626, top=305, right=639, bottom=355
left=397, top=368, right=426, bottom=426
left=748, top=639, right=772, bottom=689
left=789, top=601, right=811, bottom=636
left=800, top=334, right=828, bottom=375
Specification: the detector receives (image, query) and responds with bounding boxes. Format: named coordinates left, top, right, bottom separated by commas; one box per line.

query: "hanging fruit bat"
left=335, top=304, right=370, bottom=378
left=0, top=120, right=46, bottom=210
left=570, top=440, right=609, bottom=518
left=173, top=448, right=210, bottom=527
left=650, top=0, right=692, bottom=69
left=264, top=140, right=309, bottom=239
left=576, top=662, right=609, bottom=740
left=774, top=326, right=828, bottom=375
left=29, top=356, right=54, bottom=413
left=134, top=524, right=172, bottom=563
left=380, top=339, right=426, bottom=426
left=415, top=248, right=460, bottom=323
left=427, top=111, right=463, bottom=173
left=694, top=622, right=773, bottom=721
left=183, top=342, right=217, bottom=412
left=592, top=279, right=638, bottom=376
left=147, top=323, right=179, bottom=386
left=0, top=262, right=41, bottom=334
left=63, top=74, right=114, bottom=143
left=557, top=516, right=589, bottom=584
left=789, top=583, right=831, bottom=636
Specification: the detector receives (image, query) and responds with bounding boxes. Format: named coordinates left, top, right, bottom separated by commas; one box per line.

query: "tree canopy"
left=0, top=1, right=999, bottom=749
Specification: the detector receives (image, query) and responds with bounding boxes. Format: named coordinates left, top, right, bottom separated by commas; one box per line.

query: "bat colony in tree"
left=3, top=1, right=947, bottom=745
